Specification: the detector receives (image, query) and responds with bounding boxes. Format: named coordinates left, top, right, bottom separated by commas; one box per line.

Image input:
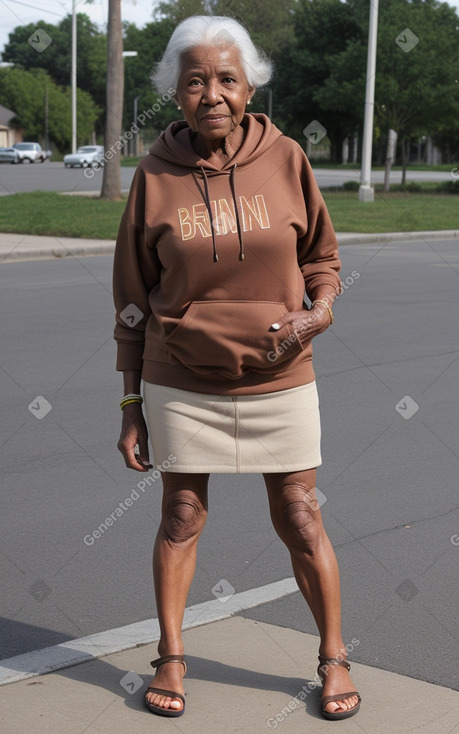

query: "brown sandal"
left=144, top=655, right=187, bottom=718
left=317, top=655, right=361, bottom=720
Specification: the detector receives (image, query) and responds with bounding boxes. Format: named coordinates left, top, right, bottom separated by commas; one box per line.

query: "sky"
left=0, top=0, right=161, bottom=55
left=1, top=0, right=459, bottom=58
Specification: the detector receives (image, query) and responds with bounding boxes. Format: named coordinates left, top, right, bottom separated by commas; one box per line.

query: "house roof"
left=0, top=104, right=17, bottom=127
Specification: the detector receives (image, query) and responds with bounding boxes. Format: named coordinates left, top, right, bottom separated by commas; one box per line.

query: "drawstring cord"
left=200, top=166, right=218, bottom=262
left=197, top=164, right=245, bottom=263
left=229, top=164, right=244, bottom=261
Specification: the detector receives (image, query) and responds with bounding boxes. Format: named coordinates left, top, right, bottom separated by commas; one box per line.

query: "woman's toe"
left=324, top=695, right=358, bottom=714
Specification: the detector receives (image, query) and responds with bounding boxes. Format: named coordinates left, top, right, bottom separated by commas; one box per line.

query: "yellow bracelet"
left=120, top=395, right=143, bottom=410
left=312, top=299, right=334, bottom=325
left=120, top=399, right=143, bottom=410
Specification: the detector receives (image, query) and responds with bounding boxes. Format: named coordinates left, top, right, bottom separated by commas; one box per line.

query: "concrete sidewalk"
left=0, top=229, right=458, bottom=263
left=1, top=615, right=458, bottom=733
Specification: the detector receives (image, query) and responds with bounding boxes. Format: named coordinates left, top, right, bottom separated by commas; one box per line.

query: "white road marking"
left=0, top=577, right=298, bottom=686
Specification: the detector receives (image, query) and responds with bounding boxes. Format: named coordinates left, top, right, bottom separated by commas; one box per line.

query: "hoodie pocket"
left=165, top=300, right=303, bottom=380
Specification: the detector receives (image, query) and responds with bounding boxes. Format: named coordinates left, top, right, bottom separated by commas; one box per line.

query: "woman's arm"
left=117, top=369, right=152, bottom=472
left=112, top=168, right=160, bottom=473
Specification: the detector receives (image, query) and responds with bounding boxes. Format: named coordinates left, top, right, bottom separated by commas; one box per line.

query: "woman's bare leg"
left=145, top=472, right=209, bottom=713
left=263, top=469, right=359, bottom=715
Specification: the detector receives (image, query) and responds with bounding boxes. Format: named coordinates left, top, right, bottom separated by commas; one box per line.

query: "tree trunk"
left=401, top=138, right=407, bottom=185
left=101, top=0, right=124, bottom=200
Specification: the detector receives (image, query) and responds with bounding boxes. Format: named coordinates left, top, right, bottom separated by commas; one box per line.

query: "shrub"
left=435, top=180, right=459, bottom=194
left=342, top=180, right=360, bottom=191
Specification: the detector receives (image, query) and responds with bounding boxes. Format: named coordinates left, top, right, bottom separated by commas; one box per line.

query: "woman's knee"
left=271, top=483, right=323, bottom=553
left=161, top=475, right=208, bottom=544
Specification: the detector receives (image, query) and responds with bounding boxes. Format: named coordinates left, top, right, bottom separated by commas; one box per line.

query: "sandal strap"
left=321, top=692, right=361, bottom=707
left=318, top=655, right=351, bottom=671
left=144, top=686, right=185, bottom=704
left=150, top=655, right=187, bottom=675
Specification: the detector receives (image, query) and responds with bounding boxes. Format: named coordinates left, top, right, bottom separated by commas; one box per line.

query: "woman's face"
left=175, top=43, right=254, bottom=145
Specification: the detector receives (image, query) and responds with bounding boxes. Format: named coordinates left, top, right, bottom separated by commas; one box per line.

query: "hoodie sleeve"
left=295, top=148, right=341, bottom=301
left=112, top=167, right=161, bottom=372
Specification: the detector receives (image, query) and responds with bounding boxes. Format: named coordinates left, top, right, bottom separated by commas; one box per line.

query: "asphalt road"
left=0, top=160, right=454, bottom=195
left=0, top=240, right=458, bottom=691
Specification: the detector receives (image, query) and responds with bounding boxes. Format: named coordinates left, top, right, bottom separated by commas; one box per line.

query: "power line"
left=1, top=0, right=65, bottom=18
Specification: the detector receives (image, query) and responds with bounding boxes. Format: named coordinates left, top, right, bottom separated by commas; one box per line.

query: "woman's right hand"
left=117, top=403, right=153, bottom=472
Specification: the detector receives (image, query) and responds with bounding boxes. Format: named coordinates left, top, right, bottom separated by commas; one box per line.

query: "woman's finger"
left=118, top=434, right=152, bottom=472
left=270, top=311, right=306, bottom=331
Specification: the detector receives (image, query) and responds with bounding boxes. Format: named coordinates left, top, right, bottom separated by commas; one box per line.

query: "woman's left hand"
left=271, top=303, right=332, bottom=347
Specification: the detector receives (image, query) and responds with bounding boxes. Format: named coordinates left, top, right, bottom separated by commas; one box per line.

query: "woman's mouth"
left=201, top=115, right=228, bottom=123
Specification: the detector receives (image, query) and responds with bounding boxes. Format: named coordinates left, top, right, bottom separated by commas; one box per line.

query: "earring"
left=177, top=105, right=181, bottom=110
left=247, top=100, right=251, bottom=106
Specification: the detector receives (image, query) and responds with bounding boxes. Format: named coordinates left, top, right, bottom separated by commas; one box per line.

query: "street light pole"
left=359, top=0, right=379, bottom=202
left=71, top=0, right=77, bottom=153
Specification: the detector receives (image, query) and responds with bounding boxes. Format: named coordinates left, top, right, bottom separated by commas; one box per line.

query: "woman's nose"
left=202, top=81, right=222, bottom=105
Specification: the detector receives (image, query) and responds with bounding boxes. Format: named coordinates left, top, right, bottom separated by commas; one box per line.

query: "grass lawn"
left=0, top=189, right=457, bottom=240
left=0, top=191, right=127, bottom=240
left=323, top=190, right=459, bottom=233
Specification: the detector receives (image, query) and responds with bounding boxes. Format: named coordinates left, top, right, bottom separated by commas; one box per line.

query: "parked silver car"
left=13, top=142, right=51, bottom=162
left=64, top=145, right=105, bottom=169
left=0, top=147, right=19, bottom=164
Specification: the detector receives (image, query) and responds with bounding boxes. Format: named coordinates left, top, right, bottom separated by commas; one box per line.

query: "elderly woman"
left=113, top=15, right=360, bottom=721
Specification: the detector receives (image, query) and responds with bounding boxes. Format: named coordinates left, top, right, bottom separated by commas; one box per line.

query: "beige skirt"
left=143, top=381, right=322, bottom=473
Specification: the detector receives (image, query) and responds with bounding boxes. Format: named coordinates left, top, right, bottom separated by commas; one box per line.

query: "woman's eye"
left=223, top=77, right=236, bottom=84
left=189, top=79, right=202, bottom=87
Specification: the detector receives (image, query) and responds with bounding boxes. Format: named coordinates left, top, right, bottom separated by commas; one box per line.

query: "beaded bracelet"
left=120, top=393, right=143, bottom=410
left=312, top=299, right=334, bottom=325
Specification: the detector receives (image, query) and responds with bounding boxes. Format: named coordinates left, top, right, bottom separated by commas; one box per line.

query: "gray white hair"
left=151, top=15, right=273, bottom=94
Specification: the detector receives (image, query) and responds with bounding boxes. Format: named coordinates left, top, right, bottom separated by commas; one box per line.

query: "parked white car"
left=13, top=142, right=51, bottom=163
left=64, top=145, right=105, bottom=169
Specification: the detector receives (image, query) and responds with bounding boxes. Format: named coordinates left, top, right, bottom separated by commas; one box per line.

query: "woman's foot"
left=144, top=654, right=186, bottom=716
left=318, top=655, right=361, bottom=719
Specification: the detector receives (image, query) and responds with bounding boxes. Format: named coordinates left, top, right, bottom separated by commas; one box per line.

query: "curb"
left=0, top=240, right=115, bottom=263
left=336, top=229, right=459, bottom=245
left=0, top=578, right=298, bottom=686
left=0, top=230, right=458, bottom=263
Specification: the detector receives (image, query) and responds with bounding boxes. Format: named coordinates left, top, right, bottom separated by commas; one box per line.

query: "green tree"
left=0, top=66, right=99, bottom=150
left=272, top=0, right=364, bottom=159
left=299, top=0, right=459, bottom=167
left=373, top=0, right=459, bottom=175
left=3, top=15, right=107, bottom=136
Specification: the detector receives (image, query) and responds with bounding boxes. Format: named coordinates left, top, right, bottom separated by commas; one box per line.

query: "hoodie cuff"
left=115, top=341, right=145, bottom=372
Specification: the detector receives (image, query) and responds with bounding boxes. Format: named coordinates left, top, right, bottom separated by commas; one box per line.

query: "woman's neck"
left=191, top=124, right=245, bottom=166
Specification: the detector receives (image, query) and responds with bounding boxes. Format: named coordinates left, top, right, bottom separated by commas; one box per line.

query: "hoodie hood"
left=148, top=113, right=283, bottom=172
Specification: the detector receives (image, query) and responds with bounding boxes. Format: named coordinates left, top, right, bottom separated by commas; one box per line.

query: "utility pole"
left=71, top=0, right=77, bottom=153
left=359, top=0, right=379, bottom=202
left=44, top=85, right=49, bottom=152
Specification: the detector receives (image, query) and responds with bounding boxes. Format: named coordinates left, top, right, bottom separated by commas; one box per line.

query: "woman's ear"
left=173, top=95, right=181, bottom=111
left=247, top=88, right=255, bottom=106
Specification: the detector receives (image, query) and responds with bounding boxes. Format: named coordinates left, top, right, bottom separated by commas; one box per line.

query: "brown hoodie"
left=113, top=113, right=341, bottom=395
